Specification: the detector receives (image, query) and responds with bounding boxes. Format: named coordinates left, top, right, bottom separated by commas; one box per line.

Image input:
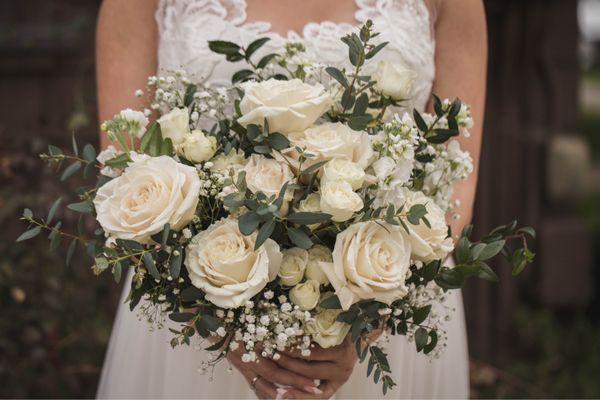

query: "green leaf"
left=245, top=37, right=270, bottom=59
left=67, top=201, right=93, bottom=214
left=268, top=132, right=290, bottom=150
left=412, top=305, right=432, bottom=325
left=16, top=226, right=41, bottom=242
left=169, top=312, right=195, bottom=323
left=48, top=145, right=63, bottom=156
left=184, top=84, right=197, bottom=107
left=286, top=212, right=332, bottom=225
left=348, top=115, right=372, bottom=131
left=288, top=227, right=312, bottom=249
left=365, top=41, right=389, bottom=59
left=169, top=248, right=183, bottom=279
left=239, top=212, right=261, bottom=235
left=325, top=66, right=349, bottom=88
left=257, top=53, right=278, bottom=69
left=83, top=144, right=96, bottom=162
left=413, top=110, right=428, bottom=132
left=49, top=231, right=62, bottom=251
left=255, top=219, right=276, bottom=250
left=46, top=197, right=62, bottom=225
left=407, top=204, right=427, bottom=225
left=232, top=69, right=255, bottom=84
left=517, top=226, right=536, bottom=239
left=160, top=224, right=171, bottom=247
left=66, top=239, right=77, bottom=267
left=341, top=87, right=355, bottom=109
left=104, top=152, right=131, bottom=168
left=454, top=237, right=470, bottom=264
left=415, top=327, right=428, bottom=352
left=319, top=295, right=342, bottom=309
left=476, top=262, right=499, bottom=282
left=72, top=134, right=79, bottom=157
left=60, top=161, right=81, bottom=181
left=141, top=123, right=161, bottom=154
left=143, top=252, right=160, bottom=280
left=301, top=160, right=329, bottom=175
left=423, top=330, right=438, bottom=354
left=477, top=240, right=506, bottom=261
left=113, top=261, right=122, bottom=283
left=353, top=93, right=369, bottom=116
left=181, top=286, right=204, bottom=302
left=208, top=40, right=241, bottom=55
left=434, top=267, right=464, bottom=290
left=160, top=137, right=174, bottom=156
left=226, top=53, right=245, bottom=62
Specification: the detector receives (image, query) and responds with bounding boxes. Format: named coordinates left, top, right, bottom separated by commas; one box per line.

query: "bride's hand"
left=226, top=343, right=323, bottom=399
left=273, top=337, right=358, bottom=399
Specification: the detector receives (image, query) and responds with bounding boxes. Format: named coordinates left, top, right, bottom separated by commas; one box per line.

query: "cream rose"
left=184, top=218, right=283, bottom=308
left=372, top=60, right=417, bottom=100
left=401, top=189, right=454, bottom=262
left=320, top=221, right=412, bottom=310
left=305, top=245, right=332, bottom=285
left=289, top=280, right=321, bottom=311
left=278, top=247, right=308, bottom=286
left=237, top=79, right=332, bottom=134
left=157, top=107, right=190, bottom=145
left=296, top=193, right=322, bottom=230
left=242, top=154, right=294, bottom=199
left=93, top=155, right=200, bottom=244
left=320, top=180, right=363, bottom=222
left=210, top=149, right=247, bottom=174
left=321, top=158, right=365, bottom=190
left=178, top=130, right=217, bottom=163
left=282, top=122, right=374, bottom=169
left=305, top=307, right=351, bottom=348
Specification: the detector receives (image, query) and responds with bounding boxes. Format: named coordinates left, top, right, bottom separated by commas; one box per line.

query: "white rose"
left=278, top=247, right=308, bottom=286
left=401, top=189, right=454, bottom=262
left=282, top=122, right=374, bottom=169
left=238, top=79, right=332, bottom=134
left=157, top=107, right=190, bottom=145
left=185, top=218, right=283, bottom=308
left=372, top=60, right=417, bottom=100
left=320, top=180, right=363, bottom=222
left=289, top=280, right=320, bottom=311
left=93, top=155, right=200, bottom=243
left=210, top=149, right=247, bottom=174
left=320, top=221, right=412, bottom=310
left=178, top=130, right=217, bottom=163
left=305, top=308, right=351, bottom=348
left=296, top=193, right=322, bottom=230
left=242, top=154, right=294, bottom=197
left=305, top=245, right=332, bottom=285
left=321, top=158, right=365, bottom=190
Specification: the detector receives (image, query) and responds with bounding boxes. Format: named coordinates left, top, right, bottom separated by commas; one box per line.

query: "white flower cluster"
left=422, top=140, right=474, bottom=212
left=371, top=113, right=422, bottom=208
left=225, top=295, right=315, bottom=362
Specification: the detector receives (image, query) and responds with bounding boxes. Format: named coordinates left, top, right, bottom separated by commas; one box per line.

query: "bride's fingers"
left=250, top=355, right=320, bottom=391
left=273, top=353, right=346, bottom=381
left=283, top=381, right=337, bottom=399
left=254, top=377, right=278, bottom=400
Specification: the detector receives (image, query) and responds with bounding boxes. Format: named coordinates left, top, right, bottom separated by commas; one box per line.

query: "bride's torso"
left=155, top=0, right=437, bottom=111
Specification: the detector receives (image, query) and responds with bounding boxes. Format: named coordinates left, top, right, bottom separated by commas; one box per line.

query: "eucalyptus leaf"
left=16, top=226, right=42, bottom=242
left=60, top=161, right=81, bottom=181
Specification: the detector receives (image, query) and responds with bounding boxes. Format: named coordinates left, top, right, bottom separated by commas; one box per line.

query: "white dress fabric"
left=97, top=0, right=470, bottom=398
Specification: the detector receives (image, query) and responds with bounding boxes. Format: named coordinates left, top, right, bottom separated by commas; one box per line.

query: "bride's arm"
left=96, top=0, right=159, bottom=149
left=430, top=0, right=488, bottom=239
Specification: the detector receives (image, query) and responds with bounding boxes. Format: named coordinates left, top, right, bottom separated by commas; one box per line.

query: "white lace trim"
left=156, top=0, right=436, bottom=110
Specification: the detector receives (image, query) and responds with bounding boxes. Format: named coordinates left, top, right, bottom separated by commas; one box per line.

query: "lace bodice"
left=156, top=0, right=437, bottom=111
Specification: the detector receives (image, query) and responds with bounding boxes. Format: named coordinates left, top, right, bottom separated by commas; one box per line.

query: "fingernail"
left=313, top=379, right=321, bottom=387
left=276, top=387, right=287, bottom=399
left=303, top=385, right=323, bottom=395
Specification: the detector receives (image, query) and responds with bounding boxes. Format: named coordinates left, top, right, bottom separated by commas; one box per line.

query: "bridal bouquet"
left=18, top=21, right=534, bottom=394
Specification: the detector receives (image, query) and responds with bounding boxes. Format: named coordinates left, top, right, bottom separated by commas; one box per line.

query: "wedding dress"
left=97, top=0, right=470, bottom=398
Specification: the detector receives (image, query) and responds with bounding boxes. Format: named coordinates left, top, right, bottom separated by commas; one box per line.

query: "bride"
left=95, top=0, right=486, bottom=398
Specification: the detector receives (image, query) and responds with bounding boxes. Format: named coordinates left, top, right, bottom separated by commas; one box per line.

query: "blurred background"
left=0, top=0, right=599, bottom=398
